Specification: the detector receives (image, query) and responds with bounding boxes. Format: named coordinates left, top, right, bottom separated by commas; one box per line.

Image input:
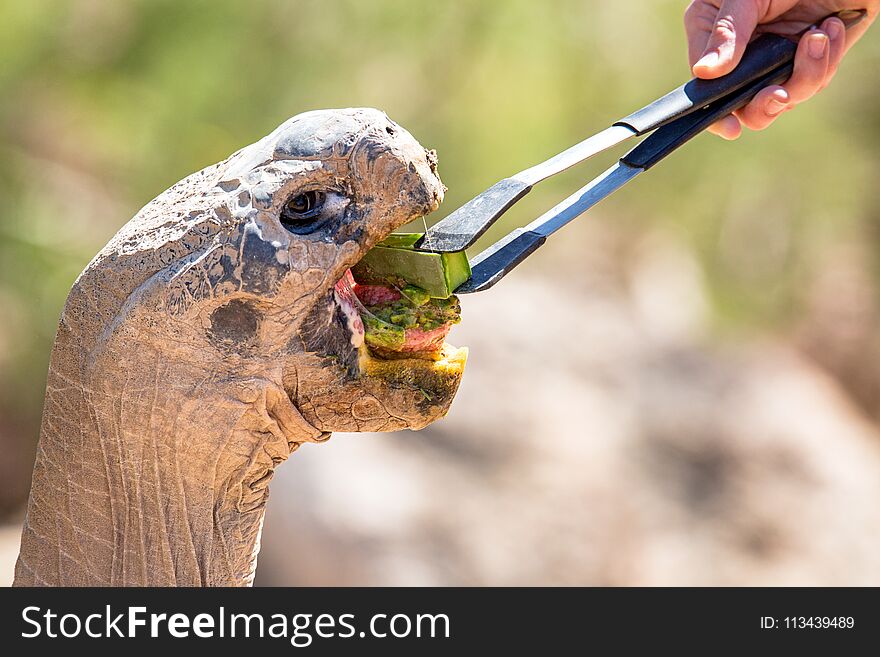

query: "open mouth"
left=333, top=269, right=463, bottom=363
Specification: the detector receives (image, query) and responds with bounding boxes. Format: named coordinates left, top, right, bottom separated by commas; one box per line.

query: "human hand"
left=684, top=1, right=877, bottom=139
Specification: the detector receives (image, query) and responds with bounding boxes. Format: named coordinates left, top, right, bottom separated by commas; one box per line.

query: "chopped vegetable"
left=355, top=281, right=461, bottom=355
left=351, top=233, right=471, bottom=299
left=349, top=232, right=466, bottom=357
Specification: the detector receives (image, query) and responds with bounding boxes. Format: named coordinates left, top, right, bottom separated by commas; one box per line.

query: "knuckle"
left=752, top=118, right=775, bottom=132
left=738, top=113, right=760, bottom=130
left=792, top=62, right=824, bottom=87
left=712, top=16, right=737, bottom=41
left=746, top=114, right=776, bottom=132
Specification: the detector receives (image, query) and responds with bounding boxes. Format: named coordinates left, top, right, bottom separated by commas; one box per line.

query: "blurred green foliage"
left=0, top=0, right=878, bottom=512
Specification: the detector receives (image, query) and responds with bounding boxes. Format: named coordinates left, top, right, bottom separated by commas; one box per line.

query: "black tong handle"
left=614, top=9, right=866, bottom=137
left=620, top=61, right=792, bottom=169
left=615, top=33, right=795, bottom=135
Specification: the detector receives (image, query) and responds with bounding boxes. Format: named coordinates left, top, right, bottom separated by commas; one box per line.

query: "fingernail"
left=766, top=97, right=787, bottom=116
left=695, top=51, right=719, bottom=69
left=808, top=33, right=828, bottom=59
left=826, top=19, right=843, bottom=41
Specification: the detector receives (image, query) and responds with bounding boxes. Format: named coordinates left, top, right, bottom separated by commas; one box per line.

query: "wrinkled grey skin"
left=14, top=109, right=460, bottom=586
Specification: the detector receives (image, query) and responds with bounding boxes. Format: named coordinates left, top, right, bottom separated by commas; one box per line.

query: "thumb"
left=693, top=0, right=760, bottom=79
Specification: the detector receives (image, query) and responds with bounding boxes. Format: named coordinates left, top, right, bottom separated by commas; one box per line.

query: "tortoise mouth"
left=332, top=269, right=463, bottom=362
left=331, top=267, right=468, bottom=414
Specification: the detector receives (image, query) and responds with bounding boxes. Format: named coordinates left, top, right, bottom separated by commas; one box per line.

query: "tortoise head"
left=95, top=109, right=465, bottom=440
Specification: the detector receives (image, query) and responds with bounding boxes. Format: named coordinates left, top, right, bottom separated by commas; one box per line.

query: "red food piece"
left=401, top=324, right=452, bottom=352
left=353, top=283, right=401, bottom=306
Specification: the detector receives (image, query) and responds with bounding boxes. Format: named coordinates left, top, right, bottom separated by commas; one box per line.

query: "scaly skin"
left=14, top=109, right=465, bottom=586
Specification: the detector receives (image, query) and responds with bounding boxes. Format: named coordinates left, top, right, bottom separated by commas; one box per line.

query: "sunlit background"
left=2, top=0, right=880, bottom=585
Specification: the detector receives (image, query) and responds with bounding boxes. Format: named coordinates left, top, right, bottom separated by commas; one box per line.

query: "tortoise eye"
left=280, top=191, right=326, bottom=233
left=285, top=191, right=324, bottom=216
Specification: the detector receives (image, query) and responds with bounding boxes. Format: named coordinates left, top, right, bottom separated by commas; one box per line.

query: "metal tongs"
left=417, top=9, right=867, bottom=293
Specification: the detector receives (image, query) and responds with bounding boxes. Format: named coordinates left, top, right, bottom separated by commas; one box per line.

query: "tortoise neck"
left=14, top=336, right=306, bottom=586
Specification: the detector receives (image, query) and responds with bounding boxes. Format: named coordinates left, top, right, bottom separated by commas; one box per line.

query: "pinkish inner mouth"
left=333, top=270, right=366, bottom=346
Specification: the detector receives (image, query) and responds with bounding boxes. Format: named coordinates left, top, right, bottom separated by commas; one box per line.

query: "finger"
left=707, top=114, right=743, bottom=140
left=782, top=29, right=830, bottom=106
left=735, top=86, right=790, bottom=131
left=820, top=17, right=846, bottom=83
left=692, top=0, right=761, bottom=78
left=684, top=1, right=724, bottom=67
left=736, top=30, right=828, bottom=132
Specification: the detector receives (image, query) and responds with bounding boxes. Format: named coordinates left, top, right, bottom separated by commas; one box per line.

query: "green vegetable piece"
left=440, top=250, right=471, bottom=297
left=401, top=285, right=430, bottom=307
left=361, top=314, right=405, bottom=350
left=377, top=233, right=423, bottom=248
left=352, top=233, right=471, bottom=299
